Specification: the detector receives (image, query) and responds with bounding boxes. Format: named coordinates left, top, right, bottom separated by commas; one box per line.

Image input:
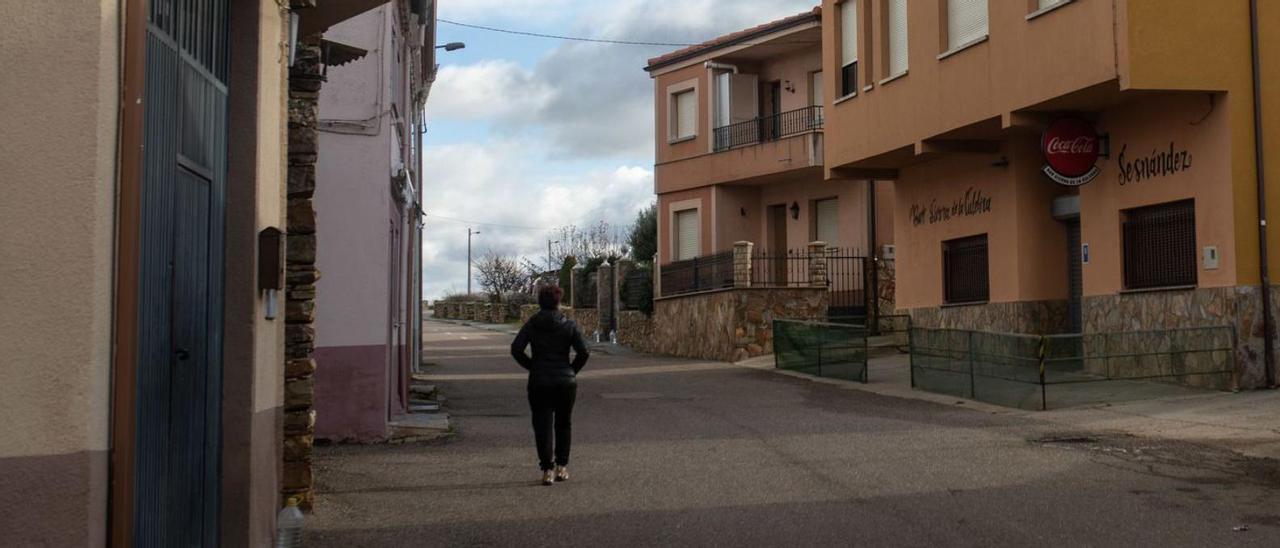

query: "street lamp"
left=435, top=42, right=466, bottom=51
left=467, top=228, right=480, bottom=295
left=548, top=239, right=560, bottom=272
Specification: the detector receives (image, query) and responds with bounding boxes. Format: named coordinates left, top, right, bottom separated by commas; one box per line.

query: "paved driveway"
left=305, top=321, right=1280, bottom=546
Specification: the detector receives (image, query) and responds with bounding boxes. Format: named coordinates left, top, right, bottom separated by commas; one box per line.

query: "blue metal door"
left=135, top=0, right=227, bottom=545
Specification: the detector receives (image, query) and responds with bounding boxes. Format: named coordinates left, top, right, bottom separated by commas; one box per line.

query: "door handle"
left=175, top=348, right=191, bottom=361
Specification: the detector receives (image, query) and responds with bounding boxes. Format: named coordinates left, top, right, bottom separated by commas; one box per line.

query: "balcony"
left=655, top=107, right=824, bottom=194
left=713, top=106, right=824, bottom=152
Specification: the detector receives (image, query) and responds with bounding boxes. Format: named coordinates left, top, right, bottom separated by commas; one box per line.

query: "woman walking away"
left=511, top=285, right=590, bottom=486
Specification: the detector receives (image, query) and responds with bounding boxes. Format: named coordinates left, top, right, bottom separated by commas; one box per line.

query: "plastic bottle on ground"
left=275, top=497, right=304, bottom=548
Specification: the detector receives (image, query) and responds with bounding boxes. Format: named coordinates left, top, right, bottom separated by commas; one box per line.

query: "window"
left=1123, top=200, right=1197, bottom=290
left=671, top=89, right=697, bottom=141
left=942, top=234, right=989, bottom=304
left=840, top=0, right=858, bottom=96
left=675, top=209, right=700, bottom=260
left=813, top=198, right=839, bottom=245
left=886, top=0, right=909, bottom=77
left=810, top=71, right=824, bottom=107
left=946, top=0, right=988, bottom=51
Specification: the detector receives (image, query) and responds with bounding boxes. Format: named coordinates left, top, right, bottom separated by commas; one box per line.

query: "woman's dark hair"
left=538, top=285, right=563, bottom=310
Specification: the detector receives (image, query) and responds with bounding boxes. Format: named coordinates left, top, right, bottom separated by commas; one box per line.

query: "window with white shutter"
left=672, top=89, right=696, bottom=140
left=814, top=198, right=839, bottom=246
left=675, top=209, right=700, bottom=260
left=886, top=0, right=909, bottom=77
left=840, top=1, right=858, bottom=96
left=946, top=0, right=988, bottom=51
left=810, top=71, right=824, bottom=107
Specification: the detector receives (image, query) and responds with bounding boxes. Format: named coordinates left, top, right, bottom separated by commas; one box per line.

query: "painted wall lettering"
left=1117, top=142, right=1193, bottom=185
left=910, top=187, right=993, bottom=227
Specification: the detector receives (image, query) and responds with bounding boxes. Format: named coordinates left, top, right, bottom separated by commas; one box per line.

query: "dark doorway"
left=134, top=0, right=228, bottom=545
left=1065, top=218, right=1083, bottom=333
left=767, top=204, right=789, bottom=284
left=759, top=80, right=782, bottom=141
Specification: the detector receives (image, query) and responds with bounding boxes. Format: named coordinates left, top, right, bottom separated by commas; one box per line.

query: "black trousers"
left=528, top=384, right=577, bottom=471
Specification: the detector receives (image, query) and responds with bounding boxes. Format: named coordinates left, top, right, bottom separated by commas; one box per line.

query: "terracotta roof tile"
left=645, top=6, right=821, bottom=71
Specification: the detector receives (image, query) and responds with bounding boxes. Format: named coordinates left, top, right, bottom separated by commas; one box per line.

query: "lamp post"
left=467, top=228, right=480, bottom=294
left=435, top=42, right=466, bottom=51
left=548, top=239, right=560, bottom=272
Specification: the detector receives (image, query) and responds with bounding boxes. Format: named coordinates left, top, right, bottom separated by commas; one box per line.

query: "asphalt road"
left=305, top=321, right=1280, bottom=546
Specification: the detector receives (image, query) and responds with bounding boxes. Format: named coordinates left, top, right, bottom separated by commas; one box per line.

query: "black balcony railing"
left=713, top=105, right=824, bottom=152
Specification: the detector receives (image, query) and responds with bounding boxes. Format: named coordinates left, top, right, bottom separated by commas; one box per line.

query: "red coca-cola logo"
left=1042, top=118, right=1100, bottom=179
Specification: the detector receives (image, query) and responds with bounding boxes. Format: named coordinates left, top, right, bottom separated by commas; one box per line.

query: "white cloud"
left=421, top=138, right=654, bottom=300
left=437, top=0, right=575, bottom=25
left=427, top=60, right=554, bottom=123
left=422, top=1, right=817, bottom=298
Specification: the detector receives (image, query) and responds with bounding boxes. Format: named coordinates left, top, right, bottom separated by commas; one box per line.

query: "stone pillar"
left=733, top=241, right=754, bottom=288
left=283, top=39, right=322, bottom=511
left=808, top=241, right=829, bottom=288
left=598, top=261, right=615, bottom=333
left=571, top=263, right=585, bottom=308
left=615, top=259, right=634, bottom=311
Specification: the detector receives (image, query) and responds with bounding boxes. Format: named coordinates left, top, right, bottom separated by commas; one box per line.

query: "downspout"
left=1250, top=0, right=1275, bottom=388
left=868, top=180, right=880, bottom=332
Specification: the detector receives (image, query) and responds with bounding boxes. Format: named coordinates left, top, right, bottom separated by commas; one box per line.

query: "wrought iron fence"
left=773, top=319, right=869, bottom=383
left=574, top=271, right=598, bottom=308
left=751, top=247, right=869, bottom=317
left=750, top=249, right=811, bottom=287
left=909, top=326, right=1236, bottom=410
left=621, top=267, right=654, bottom=314
left=659, top=250, right=735, bottom=297
left=825, top=248, right=869, bottom=317
left=713, top=105, right=824, bottom=152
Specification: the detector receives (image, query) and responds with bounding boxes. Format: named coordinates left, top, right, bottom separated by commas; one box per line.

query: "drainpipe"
left=1250, top=0, right=1275, bottom=388
left=868, top=180, right=880, bottom=332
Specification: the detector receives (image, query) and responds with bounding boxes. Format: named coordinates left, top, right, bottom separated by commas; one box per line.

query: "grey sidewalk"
left=740, top=352, right=1280, bottom=460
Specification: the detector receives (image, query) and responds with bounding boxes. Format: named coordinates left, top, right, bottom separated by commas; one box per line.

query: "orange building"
left=819, top=0, right=1279, bottom=387
left=645, top=8, right=895, bottom=316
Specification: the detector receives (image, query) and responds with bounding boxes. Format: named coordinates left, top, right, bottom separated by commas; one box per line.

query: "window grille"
left=1123, top=200, right=1197, bottom=290
left=943, top=234, right=989, bottom=304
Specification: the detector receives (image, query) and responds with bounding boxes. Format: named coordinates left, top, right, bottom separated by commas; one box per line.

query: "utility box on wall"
left=259, top=227, right=284, bottom=291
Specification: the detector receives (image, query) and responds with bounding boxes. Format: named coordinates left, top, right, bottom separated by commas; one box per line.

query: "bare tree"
left=475, top=249, right=531, bottom=297
left=549, top=220, right=628, bottom=267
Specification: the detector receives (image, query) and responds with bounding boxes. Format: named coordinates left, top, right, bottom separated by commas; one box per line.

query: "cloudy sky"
left=423, top=0, right=818, bottom=299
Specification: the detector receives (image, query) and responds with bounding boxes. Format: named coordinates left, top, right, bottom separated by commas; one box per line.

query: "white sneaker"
left=555, top=466, right=569, bottom=482
left=542, top=470, right=555, bottom=486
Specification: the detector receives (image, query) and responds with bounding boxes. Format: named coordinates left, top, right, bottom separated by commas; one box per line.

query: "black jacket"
left=511, top=309, right=590, bottom=387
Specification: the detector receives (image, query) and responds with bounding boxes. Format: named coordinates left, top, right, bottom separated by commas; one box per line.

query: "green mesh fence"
left=910, top=326, right=1236, bottom=410
left=828, top=315, right=912, bottom=351
left=773, top=320, right=869, bottom=383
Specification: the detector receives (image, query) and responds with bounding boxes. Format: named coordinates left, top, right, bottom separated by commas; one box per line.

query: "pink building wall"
left=313, top=4, right=423, bottom=442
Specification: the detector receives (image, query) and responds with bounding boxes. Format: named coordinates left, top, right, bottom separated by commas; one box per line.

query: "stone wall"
left=519, top=304, right=540, bottom=324
left=563, top=307, right=600, bottom=339
left=908, top=300, right=1068, bottom=335
left=876, top=259, right=897, bottom=315
left=628, top=287, right=828, bottom=362
left=282, top=39, right=321, bottom=511
left=1084, top=285, right=1276, bottom=389
left=617, top=310, right=657, bottom=352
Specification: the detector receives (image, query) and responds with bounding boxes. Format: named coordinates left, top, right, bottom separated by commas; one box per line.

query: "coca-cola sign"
left=1041, top=118, right=1101, bottom=186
